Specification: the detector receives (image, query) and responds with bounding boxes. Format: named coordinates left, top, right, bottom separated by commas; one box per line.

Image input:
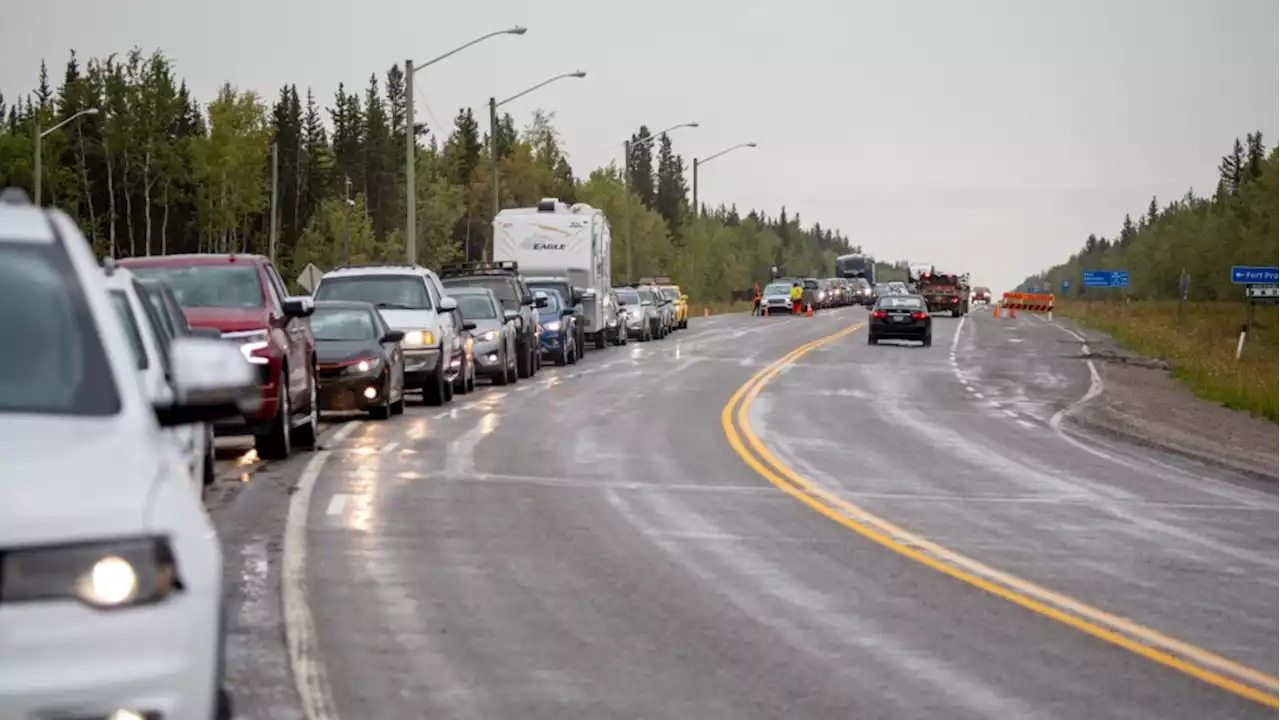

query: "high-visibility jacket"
left=789, top=286, right=803, bottom=301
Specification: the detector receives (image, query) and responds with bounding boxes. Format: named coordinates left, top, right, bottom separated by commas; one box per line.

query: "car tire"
left=923, top=332, right=933, bottom=347
left=567, top=336, right=579, bottom=364
left=255, top=367, right=292, bottom=460
left=369, top=386, right=391, bottom=420
left=594, top=330, right=606, bottom=350
left=202, top=439, right=216, bottom=488
left=556, top=337, right=570, bottom=366
left=867, top=333, right=877, bottom=345
left=391, top=386, right=406, bottom=415
left=516, top=340, right=533, bottom=379
left=424, top=356, right=447, bottom=405
left=507, top=346, right=520, bottom=383
left=214, top=686, right=234, bottom=720
left=290, top=370, right=319, bottom=451
left=618, top=327, right=627, bottom=346
left=494, top=349, right=510, bottom=386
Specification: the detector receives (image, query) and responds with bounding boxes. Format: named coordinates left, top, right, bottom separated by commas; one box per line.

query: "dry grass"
left=1057, top=300, right=1278, bottom=422
left=695, top=299, right=756, bottom=317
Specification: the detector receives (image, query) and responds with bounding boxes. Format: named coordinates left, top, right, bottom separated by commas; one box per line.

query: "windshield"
left=443, top=277, right=517, bottom=307
left=109, top=291, right=149, bottom=371
left=764, top=284, right=790, bottom=296
left=130, top=264, right=264, bottom=309
left=312, top=308, right=376, bottom=341
left=879, top=296, right=924, bottom=309
left=529, top=280, right=574, bottom=307
left=454, top=293, right=498, bottom=319
left=803, top=279, right=819, bottom=289
left=537, top=292, right=563, bottom=313
left=315, top=275, right=432, bottom=310
left=0, top=242, right=120, bottom=416
left=614, top=287, right=641, bottom=304
left=636, top=286, right=657, bottom=303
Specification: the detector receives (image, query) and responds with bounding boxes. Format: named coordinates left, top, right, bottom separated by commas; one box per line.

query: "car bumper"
left=0, top=588, right=221, bottom=720
left=871, top=322, right=930, bottom=338
left=540, top=332, right=567, bottom=355
left=402, top=347, right=442, bottom=385
left=471, top=343, right=505, bottom=376
left=318, top=375, right=387, bottom=411
left=764, top=301, right=792, bottom=312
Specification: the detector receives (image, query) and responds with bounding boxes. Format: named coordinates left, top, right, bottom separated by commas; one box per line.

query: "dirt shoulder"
left=1051, top=318, right=1277, bottom=482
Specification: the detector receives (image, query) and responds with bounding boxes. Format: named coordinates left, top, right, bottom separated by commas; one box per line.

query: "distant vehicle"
left=121, top=253, right=320, bottom=459
left=868, top=294, right=933, bottom=347
left=494, top=198, right=614, bottom=350
left=632, top=284, right=670, bottom=338
left=836, top=253, right=876, bottom=286
left=918, top=270, right=970, bottom=316
left=887, top=281, right=908, bottom=294
left=440, top=261, right=544, bottom=380
left=850, top=277, right=874, bottom=305
left=972, top=287, right=992, bottom=304
left=762, top=282, right=795, bottom=314
left=312, top=263, right=461, bottom=406
left=615, top=285, right=658, bottom=341
left=535, top=289, right=581, bottom=365
left=311, top=301, right=409, bottom=419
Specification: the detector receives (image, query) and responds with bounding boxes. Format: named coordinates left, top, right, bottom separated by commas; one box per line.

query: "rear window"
left=878, top=296, right=924, bottom=309
left=130, top=264, right=265, bottom=309
left=109, top=290, right=149, bottom=371
left=315, top=275, right=432, bottom=310
left=530, top=280, right=574, bottom=306
left=443, top=277, right=518, bottom=306
left=0, top=241, right=120, bottom=416
left=615, top=287, right=641, bottom=304
left=636, top=286, right=656, bottom=302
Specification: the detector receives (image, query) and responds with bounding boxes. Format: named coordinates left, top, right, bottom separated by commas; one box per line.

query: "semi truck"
left=493, top=198, right=614, bottom=350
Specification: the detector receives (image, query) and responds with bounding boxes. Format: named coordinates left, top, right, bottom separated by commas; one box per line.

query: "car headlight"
left=0, top=537, right=178, bottom=609
left=475, top=329, right=500, bottom=343
left=223, top=329, right=271, bottom=365
left=402, top=329, right=435, bottom=347
left=543, top=321, right=561, bottom=332
left=344, top=357, right=381, bottom=376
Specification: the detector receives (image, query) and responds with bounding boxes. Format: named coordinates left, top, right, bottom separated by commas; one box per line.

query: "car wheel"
left=369, top=384, right=392, bottom=420
left=290, top=369, right=319, bottom=451
left=595, top=330, right=607, bottom=350
left=557, top=338, right=570, bottom=366
left=516, top=340, right=533, bottom=378
left=214, top=686, right=234, bottom=720
left=619, top=327, right=628, bottom=346
left=923, top=331, right=933, bottom=347
left=202, top=439, right=216, bottom=489
left=424, top=356, right=447, bottom=405
left=255, top=370, right=291, bottom=460
left=391, top=387, right=406, bottom=415
left=493, top=349, right=511, bottom=385
left=507, top=346, right=520, bottom=383
left=567, top=336, right=579, bottom=364
left=867, top=333, right=877, bottom=345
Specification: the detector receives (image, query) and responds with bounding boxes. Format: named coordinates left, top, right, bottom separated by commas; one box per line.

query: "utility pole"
left=692, top=158, right=699, bottom=221
left=33, top=108, right=100, bottom=206
left=623, top=139, right=632, bottom=283
left=268, top=142, right=280, bottom=264
left=489, top=96, right=499, bottom=263
left=343, top=176, right=352, bottom=264
left=404, top=59, right=417, bottom=265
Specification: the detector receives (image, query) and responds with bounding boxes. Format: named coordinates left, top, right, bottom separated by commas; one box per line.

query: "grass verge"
left=1056, top=300, right=1277, bottom=422
left=695, top=299, right=756, bottom=316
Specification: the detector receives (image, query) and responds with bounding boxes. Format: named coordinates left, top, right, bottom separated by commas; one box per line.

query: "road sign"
left=297, top=263, right=325, bottom=293
left=1230, top=266, right=1279, bottom=285
left=1083, top=270, right=1129, bottom=288
left=1026, top=286, right=1037, bottom=293
left=1246, top=286, right=1279, bottom=305
left=1061, top=279, right=1070, bottom=292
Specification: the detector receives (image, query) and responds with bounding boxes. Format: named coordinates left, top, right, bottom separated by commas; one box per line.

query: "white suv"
left=312, top=263, right=461, bottom=405
left=0, top=188, right=259, bottom=720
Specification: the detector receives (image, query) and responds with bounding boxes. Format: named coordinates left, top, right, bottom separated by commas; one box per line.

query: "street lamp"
left=622, top=122, right=698, bottom=282
left=405, top=26, right=527, bottom=265
left=487, top=70, right=587, bottom=260
left=692, top=142, right=756, bottom=219
left=34, top=107, right=99, bottom=206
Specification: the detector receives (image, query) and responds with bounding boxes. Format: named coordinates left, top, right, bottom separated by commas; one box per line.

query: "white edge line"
left=325, top=493, right=348, bottom=516
left=328, top=421, right=361, bottom=445
left=283, top=450, right=341, bottom=720
left=381, top=442, right=400, bottom=454
left=949, top=313, right=967, bottom=355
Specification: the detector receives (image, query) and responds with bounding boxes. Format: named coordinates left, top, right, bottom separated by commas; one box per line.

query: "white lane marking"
left=325, top=493, right=349, bottom=516
left=949, top=314, right=967, bottom=354
left=1003, top=409, right=1019, bottom=418
left=283, top=450, right=340, bottom=720
left=966, top=386, right=978, bottom=394
left=381, top=442, right=399, bottom=454
left=972, top=392, right=985, bottom=399
left=432, top=411, right=449, bottom=419
left=328, top=421, right=361, bottom=445
left=1017, top=419, right=1038, bottom=430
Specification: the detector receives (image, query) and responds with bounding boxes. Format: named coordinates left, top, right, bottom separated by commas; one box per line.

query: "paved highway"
left=213, top=306, right=1278, bottom=720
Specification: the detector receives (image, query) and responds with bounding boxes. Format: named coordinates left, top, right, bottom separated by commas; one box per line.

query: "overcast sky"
left=2, top=0, right=1276, bottom=291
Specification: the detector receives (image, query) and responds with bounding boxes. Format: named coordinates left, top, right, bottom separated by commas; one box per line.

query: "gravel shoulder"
left=1053, top=318, right=1278, bottom=482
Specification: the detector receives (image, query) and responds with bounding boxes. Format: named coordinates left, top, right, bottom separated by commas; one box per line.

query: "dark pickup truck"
left=440, top=261, right=545, bottom=379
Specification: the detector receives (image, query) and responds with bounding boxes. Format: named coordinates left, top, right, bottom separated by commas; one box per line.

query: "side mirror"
left=535, top=295, right=548, bottom=309
left=561, top=308, right=577, bottom=317
left=155, top=337, right=262, bottom=427
left=189, top=326, right=223, bottom=340
left=438, top=296, right=458, bottom=312
left=282, top=296, right=315, bottom=318
left=503, top=309, right=521, bottom=322
left=617, top=299, right=628, bottom=307
left=382, top=329, right=406, bottom=343
left=461, top=320, right=478, bottom=332
left=572, top=290, right=586, bottom=304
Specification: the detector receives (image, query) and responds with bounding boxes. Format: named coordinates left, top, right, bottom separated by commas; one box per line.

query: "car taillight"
left=872, top=310, right=887, bottom=319
left=911, top=311, right=928, bottom=320
left=951, top=297, right=959, bottom=303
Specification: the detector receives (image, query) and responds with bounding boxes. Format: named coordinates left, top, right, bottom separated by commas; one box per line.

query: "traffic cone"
left=763, top=306, right=769, bottom=317
left=703, top=307, right=710, bottom=319
left=806, top=304, right=814, bottom=317
left=992, top=303, right=999, bottom=318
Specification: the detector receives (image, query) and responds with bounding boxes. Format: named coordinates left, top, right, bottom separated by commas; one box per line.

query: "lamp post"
left=692, top=142, right=757, bottom=219
left=488, top=70, right=587, bottom=260
left=622, top=122, right=698, bottom=282
left=34, top=107, right=99, bottom=206
left=405, top=26, right=526, bottom=265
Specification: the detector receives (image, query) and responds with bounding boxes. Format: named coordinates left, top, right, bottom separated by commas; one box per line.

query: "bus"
left=835, top=253, right=876, bottom=285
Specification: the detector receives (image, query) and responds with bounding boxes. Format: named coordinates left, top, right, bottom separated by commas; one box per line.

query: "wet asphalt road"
left=210, top=306, right=1278, bottom=720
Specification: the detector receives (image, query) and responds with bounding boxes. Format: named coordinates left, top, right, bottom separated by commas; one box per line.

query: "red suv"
left=119, top=254, right=319, bottom=459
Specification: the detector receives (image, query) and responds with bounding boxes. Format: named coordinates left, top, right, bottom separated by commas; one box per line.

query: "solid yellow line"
left=721, top=323, right=1280, bottom=709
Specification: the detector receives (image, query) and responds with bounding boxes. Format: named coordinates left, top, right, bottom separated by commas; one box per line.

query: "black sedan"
left=867, top=294, right=932, bottom=347
left=312, top=300, right=407, bottom=419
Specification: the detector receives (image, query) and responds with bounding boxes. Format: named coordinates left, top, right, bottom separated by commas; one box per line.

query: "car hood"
left=316, top=339, right=380, bottom=365
left=183, top=306, right=271, bottom=333
left=0, top=415, right=159, bottom=545
left=538, top=311, right=565, bottom=324
left=378, top=308, right=438, bottom=332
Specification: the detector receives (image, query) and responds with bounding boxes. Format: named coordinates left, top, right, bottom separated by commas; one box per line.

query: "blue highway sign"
left=1083, top=270, right=1129, bottom=288
left=1061, top=279, right=1070, bottom=292
left=1230, top=266, right=1279, bottom=285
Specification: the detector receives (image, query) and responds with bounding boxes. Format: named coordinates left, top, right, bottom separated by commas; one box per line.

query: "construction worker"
left=789, top=281, right=803, bottom=315
left=752, top=282, right=762, bottom=315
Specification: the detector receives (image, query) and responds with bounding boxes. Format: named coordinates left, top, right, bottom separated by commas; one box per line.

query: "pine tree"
left=628, top=126, right=655, bottom=208
left=654, top=133, right=687, bottom=237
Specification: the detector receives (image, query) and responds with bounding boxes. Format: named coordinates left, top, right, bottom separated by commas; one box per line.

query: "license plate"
left=891, top=315, right=907, bottom=323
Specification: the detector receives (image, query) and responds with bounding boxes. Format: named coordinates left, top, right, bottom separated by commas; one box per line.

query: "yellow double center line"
left=721, top=322, right=1279, bottom=709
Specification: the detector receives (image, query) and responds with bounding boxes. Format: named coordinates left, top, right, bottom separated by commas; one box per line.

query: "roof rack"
left=331, top=261, right=422, bottom=271
left=440, top=260, right=520, bottom=278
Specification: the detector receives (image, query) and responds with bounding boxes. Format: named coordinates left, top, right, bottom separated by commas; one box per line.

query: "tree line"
left=0, top=48, right=879, bottom=301
left=1020, top=134, right=1278, bottom=301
